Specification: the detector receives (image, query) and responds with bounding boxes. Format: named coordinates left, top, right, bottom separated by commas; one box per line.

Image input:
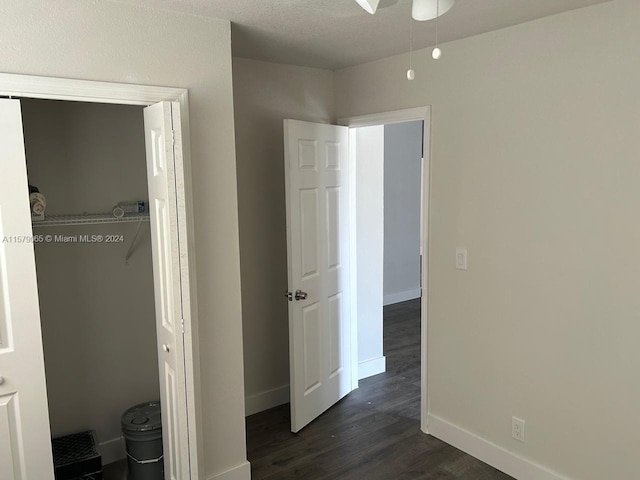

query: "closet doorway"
left=0, top=74, right=199, bottom=480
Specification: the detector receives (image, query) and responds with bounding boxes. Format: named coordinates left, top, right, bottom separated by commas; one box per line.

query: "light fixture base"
left=412, top=0, right=455, bottom=21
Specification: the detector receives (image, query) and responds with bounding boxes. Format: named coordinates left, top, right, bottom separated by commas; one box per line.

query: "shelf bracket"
left=125, top=220, right=146, bottom=263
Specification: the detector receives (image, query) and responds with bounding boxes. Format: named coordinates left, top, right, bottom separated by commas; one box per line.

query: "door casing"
left=340, top=107, right=432, bottom=434
left=0, top=73, right=203, bottom=479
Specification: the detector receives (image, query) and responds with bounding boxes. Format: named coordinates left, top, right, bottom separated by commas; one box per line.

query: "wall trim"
left=358, top=356, right=386, bottom=380
left=245, top=385, right=290, bottom=417
left=383, top=288, right=421, bottom=306
left=427, top=414, right=574, bottom=480
left=0, top=72, right=186, bottom=106
left=99, top=436, right=125, bottom=465
left=207, top=461, right=251, bottom=480
left=338, top=107, right=431, bottom=128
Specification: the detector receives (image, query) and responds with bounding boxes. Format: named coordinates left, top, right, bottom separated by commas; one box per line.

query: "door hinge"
left=181, top=318, right=185, bottom=334
left=171, top=130, right=176, bottom=146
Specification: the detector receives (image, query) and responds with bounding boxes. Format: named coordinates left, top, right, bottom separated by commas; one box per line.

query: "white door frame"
left=339, top=106, right=432, bottom=434
left=0, top=73, right=203, bottom=478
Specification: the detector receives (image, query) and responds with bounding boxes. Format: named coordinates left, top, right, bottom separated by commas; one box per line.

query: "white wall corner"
left=207, top=461, right=251, bottom=480
left=99, top=436, right=126, bottom=465
left=358, top=356, right=386, bottom=380
left=383, top=288, right=421, bottom=306
left=244, top=385, right=290, bottom=417
left=427, top=414, right=574, bottom=480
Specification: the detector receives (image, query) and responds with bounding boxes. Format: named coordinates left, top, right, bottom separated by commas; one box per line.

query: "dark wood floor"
left=246, top=299, right=513, bottom=479
left=102, top=458, right=127, bottom=479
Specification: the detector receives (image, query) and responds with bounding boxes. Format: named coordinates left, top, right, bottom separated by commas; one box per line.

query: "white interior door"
left=0, top=99, right=55, bottom=479
left=284, top=119, right=353, bottom=432
left=143, top=101, right=190, bottom=479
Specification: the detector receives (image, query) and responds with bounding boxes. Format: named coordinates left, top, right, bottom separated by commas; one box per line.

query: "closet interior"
left=21, top=98, right=161, bottom=478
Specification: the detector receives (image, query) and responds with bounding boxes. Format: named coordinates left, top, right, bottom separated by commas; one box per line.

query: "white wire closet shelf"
left=32, top=212, right=150, bottom=227
left=32, top=212, right=150, bottom=262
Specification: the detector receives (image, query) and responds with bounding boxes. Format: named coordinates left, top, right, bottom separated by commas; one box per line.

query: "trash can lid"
left=121, top=401, right=162, bottom=433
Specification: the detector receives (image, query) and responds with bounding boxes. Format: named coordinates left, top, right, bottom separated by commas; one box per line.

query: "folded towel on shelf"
left=30, top=192, right=47, bottom=216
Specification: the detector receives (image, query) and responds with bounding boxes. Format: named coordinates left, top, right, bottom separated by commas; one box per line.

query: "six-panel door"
left=0, top=99, right=55, bottom=479
left=284, top=120, right=353, bottom=433
left=143, top=101, right=191, bottom=480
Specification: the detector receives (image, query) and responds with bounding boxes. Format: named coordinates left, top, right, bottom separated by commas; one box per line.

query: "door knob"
left=285, top=291, right=293, bottom=301
left=0, top=376, right=5, bottom=385
left=294, top=290, right=308, bottom=301
left=162, top=344, right=170, bottom=353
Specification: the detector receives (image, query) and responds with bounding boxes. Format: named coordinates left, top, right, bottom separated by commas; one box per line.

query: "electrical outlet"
left=512, top=417, right=526, bottom=442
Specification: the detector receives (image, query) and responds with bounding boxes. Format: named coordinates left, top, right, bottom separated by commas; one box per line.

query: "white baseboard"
left=427, top=414, right=573, bottom=480
left=383, top=288, right=421, bottom=306
left=99, top=436, right=126, bottom=465
left=358, top=356, right=386, bottom=380
left=245, top=384, right=290, bottom=416
left=102, top=437, right=251, bottom=480
left=207, top=461, right=251, bottom=480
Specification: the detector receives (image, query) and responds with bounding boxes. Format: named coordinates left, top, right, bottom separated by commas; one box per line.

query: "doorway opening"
left=271, top=107, right=430, bottom=435
left=22, top=98, right=159, bottom=478
left=246, top=108, right=432, bottom=477
left=343, top=107, right=431, bottom=433
left=351, top=120, right=424, bottom=389
left=0, top=73, right=199, bottom=480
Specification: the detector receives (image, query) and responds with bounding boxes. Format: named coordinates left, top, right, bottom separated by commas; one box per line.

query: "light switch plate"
left=455, top=248, right=468, bottom=270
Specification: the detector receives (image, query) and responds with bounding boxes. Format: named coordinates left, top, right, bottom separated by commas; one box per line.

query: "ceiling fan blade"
left=355, top=0, right=381, bottom=15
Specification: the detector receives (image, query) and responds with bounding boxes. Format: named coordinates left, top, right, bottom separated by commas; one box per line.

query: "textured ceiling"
left=113, top=0, right=612, bottom=70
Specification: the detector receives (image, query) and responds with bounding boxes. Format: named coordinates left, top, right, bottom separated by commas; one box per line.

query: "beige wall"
left=335, top=1, right=640, bottom=479
left=23, top=99, right=158, bottom=461
left=0, top=1, right=247, bottom=477
left=232, top=57, right=335, bottom=409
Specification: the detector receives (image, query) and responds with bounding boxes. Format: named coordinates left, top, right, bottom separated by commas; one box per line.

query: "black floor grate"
left=52, top=431, right=102, bottom=480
